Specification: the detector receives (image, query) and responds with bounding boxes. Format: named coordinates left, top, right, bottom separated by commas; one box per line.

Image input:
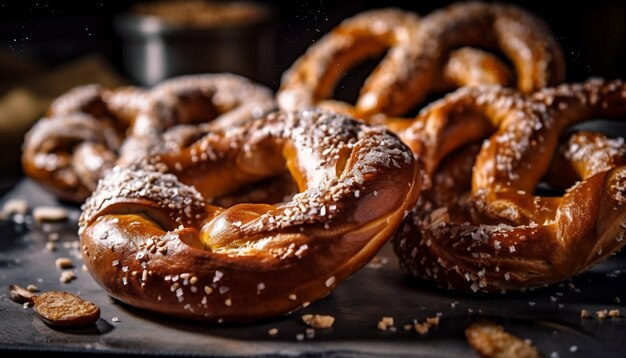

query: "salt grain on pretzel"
left=395, top=79, right=626, bottom=292
left=79, top=109, right=419, bottom=322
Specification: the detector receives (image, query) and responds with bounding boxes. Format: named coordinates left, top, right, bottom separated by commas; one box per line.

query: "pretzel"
left=277, top=2, right=564, bottom=121
left=119, top=74, right=276, bottom=164
left=79, top=109, right=420, bottom=322
left=394, top=79, right=626, bottom=292
left=22, top=74, right=275, bottom=202
left=22, top=85, right=148, bottom=202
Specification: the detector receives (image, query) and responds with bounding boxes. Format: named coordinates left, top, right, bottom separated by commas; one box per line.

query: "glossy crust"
left=277, top=2, right=564, bottom=119
left=394, top=79, right=626, bottom=292
left=22, top=85, right=148, bottom=202
left=119, top=74, right=276, bottom=165
left=22, top=74, right=275, bottom=202
left=79, top=109, right=420, bottom=322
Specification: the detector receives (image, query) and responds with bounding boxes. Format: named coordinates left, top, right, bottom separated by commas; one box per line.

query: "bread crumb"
left=26, top=284, right=39, bottom=292
left=33, top=206, right=68, bottom=223
left=267, top=328, right=278, bottom=336
left=2, top=198, right=28, bottom=216
left=466, top=321, right=540, bottom=358
left=46, top=242, right=57, bottom=252
left=59, top=271, right=76, bottom=283
left=302, top=314, right=335, bottom=329
left=377, top=316, right=394, bottom=331
left=55, top=258, right=73, bottom=269
left=426, top=316, right=440, bottom=326
left=596, top=310, right=608, bottom=319
left=608, top=309, right=621, bottom=318
left=414, top=321, right=430, bottom=335
left=580, top=309, right=590, bottom=318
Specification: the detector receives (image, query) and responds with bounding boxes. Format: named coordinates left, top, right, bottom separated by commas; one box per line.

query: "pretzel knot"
left=22, top=74, right=275, bottom=202
left=394, top=79, right=626, bottom=292
left=278, top=2, right=564, bottom=121
left=79, top=109, right=420, bottom=322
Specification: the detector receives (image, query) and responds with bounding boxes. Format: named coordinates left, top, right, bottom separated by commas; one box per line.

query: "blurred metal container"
left=114, top=2, right=276, bottom=86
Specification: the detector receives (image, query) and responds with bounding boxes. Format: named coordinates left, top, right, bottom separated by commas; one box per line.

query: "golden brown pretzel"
left=22, top=85, right=149, bottom=202
left=118, top=74, right=276, bottom=165
left=23, top=74, right=275, bottom=202
left=278, top=2, right=564, bottom=119
left=278, top=8, right=422, bottom=115
left=79, top=109, right=420, bottom=322
left=394, top=80, right=626, bottom=292
left=369, top=1, right=565, bottom=116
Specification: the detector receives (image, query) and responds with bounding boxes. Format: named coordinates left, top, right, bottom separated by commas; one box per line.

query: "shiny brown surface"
left=79, top=109, right=420, bottom=322
left=394, top=79, right=626, bottom=292
left=22, top=74, right=275, bottom=203
left=278, top=2, right=564, bottom=120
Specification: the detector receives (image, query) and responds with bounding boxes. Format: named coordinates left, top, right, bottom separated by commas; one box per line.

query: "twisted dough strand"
left=279, top=2, right=564, bottom=121
left=80, top=109, right=420, bottom=322
left=394, top=80, right=626, bottom=292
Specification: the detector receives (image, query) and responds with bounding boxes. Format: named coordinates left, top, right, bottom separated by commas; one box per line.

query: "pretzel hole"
left=333, top=52, right=386, bottom=105
left=212, top=173, right=299, bottom=207
left=200, top=142, right=352, bottom=250
left=545, top=126, right=626, bottom=191
left=167, top=93, right=220, bottom=125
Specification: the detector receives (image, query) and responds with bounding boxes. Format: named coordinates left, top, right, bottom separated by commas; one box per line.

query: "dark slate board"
left=1, top=179, right=625, bottom=357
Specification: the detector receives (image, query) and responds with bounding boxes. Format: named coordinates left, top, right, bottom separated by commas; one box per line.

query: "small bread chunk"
left=55, top=258, right=74, bottom=269
left=301, top=314, right=335, bottom=329
left=32, top=291, right=100, bottom=327
left=33, top=206, right=68, bottom=223
left=2, top=198, right=28, bottom=217
left=9, top=284, right=35, bottom=303
left=377, top=316, right=394, bottom=331
left=466, top=321, right=540, bottom=358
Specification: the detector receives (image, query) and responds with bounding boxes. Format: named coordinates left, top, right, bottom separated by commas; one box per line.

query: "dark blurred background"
left=1, top=0, right=625, bottom=195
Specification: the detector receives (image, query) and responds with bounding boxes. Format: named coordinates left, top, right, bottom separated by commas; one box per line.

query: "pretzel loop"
left=394, top=80, right=626, bottom=292
left=80, top=109, right=420, bottom=322
left=23, top=74, right=275, bottom=202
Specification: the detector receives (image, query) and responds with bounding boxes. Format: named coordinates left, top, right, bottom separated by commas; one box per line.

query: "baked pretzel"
left=79, top=109, right=420, bottom=322
left=23, top=74, right=275, bottom=202
left=22, top=85, right=149, bottom=202
left=394, top=79, right=626, bottom=292
left=119, top=74, right=276, bottom=164
left=277, top=2, right=564, bottom=120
